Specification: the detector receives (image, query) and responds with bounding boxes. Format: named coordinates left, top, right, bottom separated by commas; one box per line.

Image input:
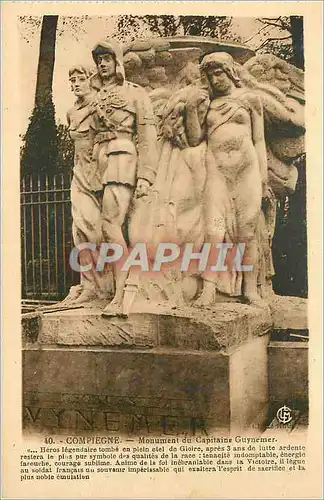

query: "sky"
left=19, top=16, right=281, bottom=136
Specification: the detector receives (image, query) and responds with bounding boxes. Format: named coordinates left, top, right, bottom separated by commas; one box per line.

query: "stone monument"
left=22, top=36, right=307, bottom=435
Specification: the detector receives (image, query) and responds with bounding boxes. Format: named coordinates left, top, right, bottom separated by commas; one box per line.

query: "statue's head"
left=68, top=66, right=92, bottom=97
left=91, top=40, right=125, bottom=85
left=200, top=52, right=241, bottom=95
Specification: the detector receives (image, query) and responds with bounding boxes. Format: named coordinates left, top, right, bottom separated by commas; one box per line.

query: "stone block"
left=270, top=136, right=305, bottom=162
left=268, top=340, right=308, bottom=421
left=165, top=36, right=255, bottom=64
left=269, top=296, right=307, bottom=330
left=22, top=303, right=272, bottom=434
left=23, top=303, right=272, bottom=350
left=23, top=333, right=270, bottom=434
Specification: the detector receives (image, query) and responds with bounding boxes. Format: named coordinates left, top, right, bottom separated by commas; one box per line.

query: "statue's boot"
left=73, top=288, right=98, bottom=305
left=194, top=277, right=235, bottom=307
left=194, top=281, right=217, bottom=307
left=101, top=297, right=123, bottom=317
left=102, top=264, right=129, bottom=317
left=243, top=292, right=270, bottom=310
left=60, top=285, right=83, bottom=305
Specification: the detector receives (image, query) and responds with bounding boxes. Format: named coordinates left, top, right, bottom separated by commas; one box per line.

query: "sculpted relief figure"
left=64, top=42, right=158, bottom=311
left=89, top=40, right=159, bottom=314
left=242, top=54, right=305, bottom=202
left=129, top=52, right=268, bottom=308
left=64, top=40, right=305, bottom=314
left=126, top=49, right=304, bottom=311
left=186, top=52, right=268, bottom=307
left=64, top=65, right=111, bottom=305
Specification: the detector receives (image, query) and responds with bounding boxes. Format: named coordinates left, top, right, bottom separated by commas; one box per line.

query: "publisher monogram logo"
left=276, top=406, right=292, bottom=424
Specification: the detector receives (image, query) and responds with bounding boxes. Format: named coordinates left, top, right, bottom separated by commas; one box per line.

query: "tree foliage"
left=21, top=15, right=74, bottom=175
left=248, top=16, right=304, bottom=69
left=114, top=15, right=238, bottom=42
left=21, top=97, right=59, bottom=175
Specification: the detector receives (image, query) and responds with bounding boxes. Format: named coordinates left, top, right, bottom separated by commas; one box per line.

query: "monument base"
left=268, top=295, right=308, bottom=424
left=23, top=302, right=272, bottom=435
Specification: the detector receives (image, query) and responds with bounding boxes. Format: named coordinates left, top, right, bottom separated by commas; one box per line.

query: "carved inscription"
left=23, top=392, right=208, bottom=434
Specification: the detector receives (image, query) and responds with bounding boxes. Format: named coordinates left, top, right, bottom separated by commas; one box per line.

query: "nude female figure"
left=185, top=52, right=268, bottom=306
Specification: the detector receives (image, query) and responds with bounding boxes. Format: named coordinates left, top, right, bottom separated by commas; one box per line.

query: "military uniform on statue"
left=90, top=40, right=159, bottom=315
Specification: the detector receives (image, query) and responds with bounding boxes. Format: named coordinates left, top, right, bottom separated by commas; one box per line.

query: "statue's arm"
left=185, top=103, right=205, bottom=147
left=249, top=94, right=268, bottom=188
left=184, top=88, right=209, bottom=147
left=185, top=88, right=210, bottom=147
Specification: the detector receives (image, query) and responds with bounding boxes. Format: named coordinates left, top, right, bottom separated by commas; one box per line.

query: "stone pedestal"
left=268, top=341, right=308, bottom=409
left=22, top=303, right=272, bottom=435
left=268, top=295, right=308, bottom=422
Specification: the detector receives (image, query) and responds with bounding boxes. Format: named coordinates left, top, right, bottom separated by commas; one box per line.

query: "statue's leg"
left=70, top=180, right=110, bottom=304
left=235, top=165, right=267, bottom=308
left=101, top=183, right=133, bottom=313
left=194, top=162, right=232, bottom=306
left=63, top=178, right=106, bottom=304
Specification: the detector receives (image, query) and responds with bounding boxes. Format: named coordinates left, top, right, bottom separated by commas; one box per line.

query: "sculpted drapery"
left=127, top=51, right=305, bottom=309
left=129, top=52, right=268, bottom=307
left=64, top=39, right=305, bottom=313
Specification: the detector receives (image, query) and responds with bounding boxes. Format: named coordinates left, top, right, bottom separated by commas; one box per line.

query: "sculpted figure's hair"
left=199, top=52, right=242, bottom=88
left=68, top=65, right=94, bottom=79
left=199, top=51, right=298, bottom=115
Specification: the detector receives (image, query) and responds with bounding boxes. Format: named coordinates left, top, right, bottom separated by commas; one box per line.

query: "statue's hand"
left=186, top=88, right=209, bottom=108
left=134, top=178, right=150, bottom=199
left=262, top=184, right=274, bottom=201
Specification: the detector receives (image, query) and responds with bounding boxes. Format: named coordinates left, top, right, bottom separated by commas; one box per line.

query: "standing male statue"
left=90, top=40, right=158, bottom=314
left=64, top=65, right=111, bottom=305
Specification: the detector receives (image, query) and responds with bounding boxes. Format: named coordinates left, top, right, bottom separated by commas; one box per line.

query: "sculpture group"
left=63, top=37, right=305, bottom=315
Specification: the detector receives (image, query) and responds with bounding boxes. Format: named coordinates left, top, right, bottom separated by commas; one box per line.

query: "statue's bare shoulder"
left=234, top=89, right=263, bottom=114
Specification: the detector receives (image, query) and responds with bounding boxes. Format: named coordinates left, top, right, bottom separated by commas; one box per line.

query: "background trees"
left=21, top=16, right=59, bottom=175
left=249, top=16, right=306, bottom=298
left=114, top=15, right=236, bottom=40
left=245, top=16, right=304, bottom=68
left=20, top=15, right=79, bottom=175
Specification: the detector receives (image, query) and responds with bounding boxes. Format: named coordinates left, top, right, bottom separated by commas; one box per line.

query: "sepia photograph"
left=1, top=2, right=323, bottom=498
left=20, top=11, right=308, bottom=435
